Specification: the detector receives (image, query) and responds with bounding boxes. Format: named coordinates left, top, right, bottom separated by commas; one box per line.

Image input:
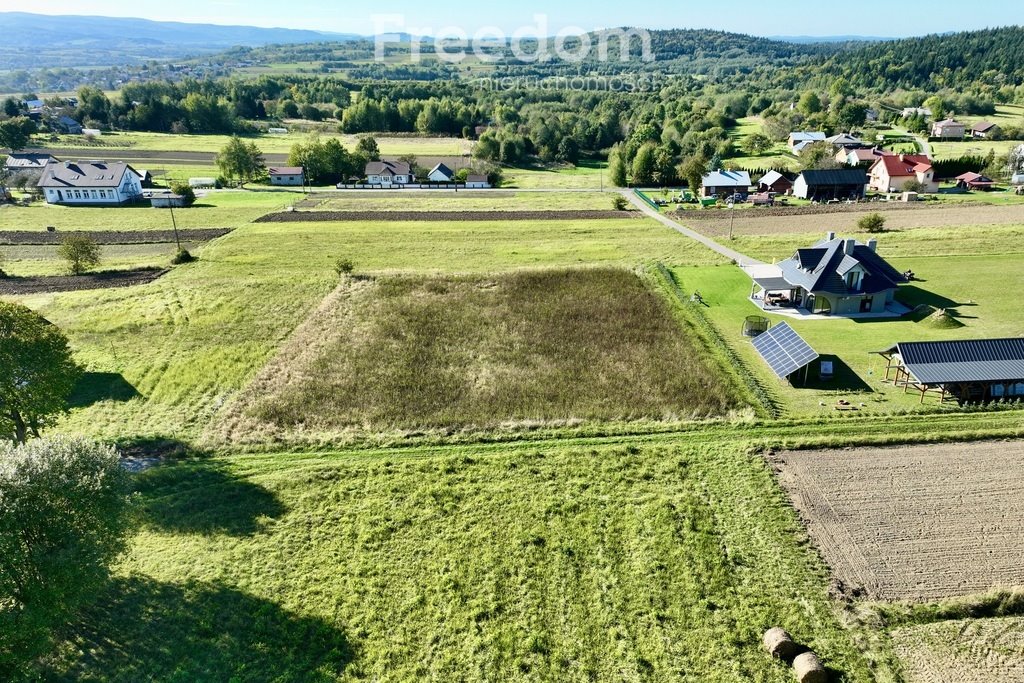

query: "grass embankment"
left=217, top=269, right=748, bottom=447
left=42, top=440, right=884, bottom=682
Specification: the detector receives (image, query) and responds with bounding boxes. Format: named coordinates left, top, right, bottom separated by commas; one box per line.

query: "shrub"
left=169, top=182, right=197, bottom=207
left=57, top=235, right=101, bottom=275
left=857, top=212, right=887, bottom=233
left=902, top=179, right=927, bottom=194
left=0, top=437, right=133, bottom=679
left=172, top=249, right=196, bottom=265
left=612, top=195, right=629, bottom=211
left=0, top=251, right=6, bottom=278
left=334, top=258, right=355, bottom=277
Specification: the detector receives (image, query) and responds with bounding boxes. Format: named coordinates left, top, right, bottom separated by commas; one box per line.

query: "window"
left=993, top=384, right=1005, bottom=398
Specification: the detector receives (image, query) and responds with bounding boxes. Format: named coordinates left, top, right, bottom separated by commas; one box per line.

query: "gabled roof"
left=37, top=160, right=138, bottom=189
left=872, top=154, right=932, bottom=177
left=759, top=170, right=792, bottom=187
left=778, top=236, right=905, bottom=296
left=4, top=153, right=55, bottom=170
left=429, top=163, right=454, bottom=178
left=789, top=131, right=826, bottom=143
left=798, top=169, right=868, bottom=186
left=972, top=121, right=999, bottom=133
left=268, top=166, right=304, bottom=175
left=881, top=339, right=1024, bottom=385
left=702, top=170, right=751, bottom=188
left=844, top=148, right=887, bottom=163
left=826, top=133, right=862, bottom=146
left=956, top=172, right=994, bottom=184
left=365, top=160, right=411, bottom=176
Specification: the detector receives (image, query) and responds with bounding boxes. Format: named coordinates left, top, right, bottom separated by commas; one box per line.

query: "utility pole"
left=729, top=202, right=736, bottom=241
left=168, top=200, right=182, bottom=252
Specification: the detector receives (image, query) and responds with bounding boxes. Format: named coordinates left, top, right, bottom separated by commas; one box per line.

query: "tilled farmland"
left=773, top=441, right=1024, bottom=601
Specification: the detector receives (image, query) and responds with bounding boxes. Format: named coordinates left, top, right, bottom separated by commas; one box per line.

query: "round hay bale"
left=762, top=627, right=798, bottom=660
left=793, top=652, right=827, bottom=683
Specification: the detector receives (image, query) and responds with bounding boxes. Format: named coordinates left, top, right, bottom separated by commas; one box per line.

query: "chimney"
left=867, top=239, right=878, bottom=252
left=826, top=231, right=836, bottom=241
left=844, top=239, right=856, bottom=256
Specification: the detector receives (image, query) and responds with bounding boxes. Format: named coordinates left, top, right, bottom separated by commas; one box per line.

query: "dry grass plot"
left=893, top=617, right=1024, bottom=683
left=217, top=268, right=743, bottom=445
left=775, top=441, right=1024, bottom=601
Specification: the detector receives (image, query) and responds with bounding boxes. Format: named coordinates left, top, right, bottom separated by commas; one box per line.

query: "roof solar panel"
left=752, top=322, right=819, bottom=379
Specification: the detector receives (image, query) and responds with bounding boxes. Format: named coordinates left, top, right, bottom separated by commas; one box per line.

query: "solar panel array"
left=751, top=322, right=819, bottom=380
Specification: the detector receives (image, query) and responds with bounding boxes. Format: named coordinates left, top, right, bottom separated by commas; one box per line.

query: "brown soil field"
left=0, top=229, right=231, bottom=245
left=0, top=268, right=166, bottom=294
left=893, top=617, right=1024, bottom=683
left=683, top=205, right=1024, bottom=238
left=255, top=210, right=636, bottom=222
left=773, top=441, right=1024, bottom=601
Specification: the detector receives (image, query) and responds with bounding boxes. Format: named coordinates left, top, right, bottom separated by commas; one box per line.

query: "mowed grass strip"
left=220, top=269, right=744, bottom=444
left=42, top=442, right=878, bottom=682
left=315, top=191, right=617, bottom=212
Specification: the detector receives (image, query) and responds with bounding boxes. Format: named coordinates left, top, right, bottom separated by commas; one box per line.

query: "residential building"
left=931, top=118, right=966, bottom=139
left=37, top=160, right=143, bottom=205
left=756, top=170, right=793, bottom=194
left=825, top=133, right=863, bottom=149
left=747, top=232, right=906, bottom=316
left=427, top=163, right=456, bottom=182
left=837, top=147, right=890, bottom=167
left=787, top=131, right=827, bottom=153
left=955, top=172, right=996, bottom=191
left=268, top=166, right=305, bottom=186
left=971, top=121, right=1001, bottom=139
left=701, top=170, right=751, bottom=198
left=365, top=160, right=412, bottom=186
left=793, top=169, right=867, bottom=201
left=869, top=154, right=938, bottom=193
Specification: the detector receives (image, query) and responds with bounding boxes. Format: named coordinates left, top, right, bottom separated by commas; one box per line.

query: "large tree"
left=0, top=303, right=81, bottom=444
left=0, top=437, right=133, bottom=677
left=216, top=136, right=266, bottom=187
left=0, top=117, right=34, bottom=152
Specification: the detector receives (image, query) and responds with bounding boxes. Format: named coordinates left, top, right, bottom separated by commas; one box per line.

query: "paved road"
left=623, top=190, right=763, bottom=267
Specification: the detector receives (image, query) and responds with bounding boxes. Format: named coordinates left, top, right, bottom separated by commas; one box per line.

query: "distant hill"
left=0, top=12, right=358, bottom=68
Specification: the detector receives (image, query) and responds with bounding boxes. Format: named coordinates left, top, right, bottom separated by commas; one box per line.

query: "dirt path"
left=623, top=190, right=762, bottom=266
left=774, top=441, right=1024, bottom=601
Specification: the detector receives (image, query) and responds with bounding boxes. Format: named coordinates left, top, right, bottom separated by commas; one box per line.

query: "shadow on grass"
left=897, top=285, right=978, bottom=319
left=45, top=577, right=355, bottom=682
left=795, top=355, right=872, bottom=393
left=69, top=372, right=141, bottom=408
left=134, top=460, right=285, bottom=536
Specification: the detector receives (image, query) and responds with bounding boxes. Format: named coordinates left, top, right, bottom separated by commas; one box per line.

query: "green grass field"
left=726, top=117, right=797, bottom=170
left=315, top=191, right=618, bottom=212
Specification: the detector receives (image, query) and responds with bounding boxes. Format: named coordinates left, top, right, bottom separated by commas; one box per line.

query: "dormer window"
left=846, top=271, right=862, bottom=291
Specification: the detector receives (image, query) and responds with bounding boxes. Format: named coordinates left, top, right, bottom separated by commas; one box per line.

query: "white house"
left=37, top=160, right=143, bottom=205
left=427, top=163, right=455, bottom=183
left=268, top=166, right=305, bottom=186
left=465, top=174, right=491, bottom=189
left=365, top=160, right=412, bottom=186
left=869, top=154, right=938, bottom=193
left=931, top=118, right=966, bottom=139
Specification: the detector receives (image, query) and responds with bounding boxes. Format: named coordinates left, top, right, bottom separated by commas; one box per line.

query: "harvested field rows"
left=312, top=191, right=613, bottom=212
left=0, top=268, right=166, bottom=294
left=0, top=229, right=231, bottom=245
left=774, top=441, right=1024, bottom=601
left=256, top=210, right=635, bottom=222
left=684, top=205, right=1024, bottom=238
left=893, top=617, right=1024, bottom=683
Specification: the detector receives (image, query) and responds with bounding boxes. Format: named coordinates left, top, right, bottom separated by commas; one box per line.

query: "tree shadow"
left=134, top=460, right=286, bottom=536
left=68, top=372, right=141, bottom=408
left=44, top=576, right=355, bottom=682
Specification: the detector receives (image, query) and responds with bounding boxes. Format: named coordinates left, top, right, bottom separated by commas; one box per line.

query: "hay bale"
left=793, top=652, right=827, bottom=683
left=762, top=627, right=798, bottom=660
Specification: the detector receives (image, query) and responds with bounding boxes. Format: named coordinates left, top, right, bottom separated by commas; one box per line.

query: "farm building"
left=787, top=131, right=826, bottom=153
left=971, top=121, right=1000, bottom=139
left=4, top=152, right=55, bottom=173
left=134, top=169, right=153, bottom=187
left=702, top=170, right=751, bottom=198
left=269, top=166, right=305, bottom=186
left=876, top=338, right=1024, bottom=404
left=365, top=160, right=412, bottom=187
left=757, top=170, right=793, bottom=194
left=150, top=191, right=187, bottom=208
left=37, top=159, right=143, bottom=205
left=793, top=169, right=867, bottom=201
left=189, top=177, right=217, bottom=189
left=931, top=118, right=965, bottom=139
left=465, top=174, right=491, bottom=189
left=869, top=154, right=937, bottom=193
left=427, top=163, right=456, bottom=182
left=746, top=232, right=906, bottom=316
left=956, top=172, right=996, bottom=191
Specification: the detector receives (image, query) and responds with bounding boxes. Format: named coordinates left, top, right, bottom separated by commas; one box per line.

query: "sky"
left=13, top=0, right=1024, bottom=37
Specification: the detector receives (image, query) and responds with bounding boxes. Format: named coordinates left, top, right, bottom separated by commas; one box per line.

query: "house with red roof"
left=868, top=154, right=938, bottom=193
left=836, top=147, right=892, bottom=167
left=955, top=172, right=996, bottom=191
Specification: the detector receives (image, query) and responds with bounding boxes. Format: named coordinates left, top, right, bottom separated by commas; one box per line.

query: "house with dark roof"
left=825, top=133, right=863, bottom=149
left=37, top=160, right=143, bottom=205
left=4, top=153, right=56, bottom=173
left=869, top=154, right=937, bottom=193
left=365, top=160, right=412, bottom=186
left=756, top=170, right=793, bottom=194
left=746, top=232, right=907, bottom=316
left=971, top=121, right=1001, bottom=139
left=876, top=338, right=1024, bottom=404
left=787, top=131, right=826, bottom=154
left=701, top=170, right=750, bottom=198
left=793, top=169, right=867, bottom=201
left=427, top=163, right=455, bottom=183
left=268, top=166, right=305, bottom=186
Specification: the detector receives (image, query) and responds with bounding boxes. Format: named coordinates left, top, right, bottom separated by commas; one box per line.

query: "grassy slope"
left=314, top=191, right=617, bottom=212
left=43, top=440, right=881, bottom=682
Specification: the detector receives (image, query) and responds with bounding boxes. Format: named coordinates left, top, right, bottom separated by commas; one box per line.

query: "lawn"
left=673, top=232, right=1024, bottom=415
left=0, top=242, right=205, bottom=277
left=930, top=138, right=1022, bottom=161
left=725, top=117, right=797, bottom=171
left=503, top=162, right=609, bottom=189
left=216, top=269, right=749, bottom=447
left=314, top=191, right=618, bottom=212
left=40, top=439, right=882, bottom=682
